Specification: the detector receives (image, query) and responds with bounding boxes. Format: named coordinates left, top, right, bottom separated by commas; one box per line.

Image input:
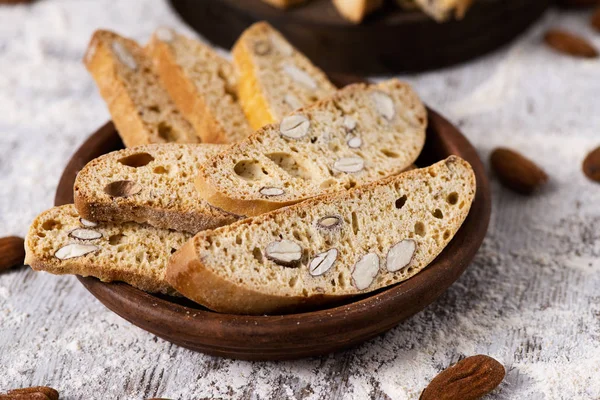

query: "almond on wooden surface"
left=0, top=386, right=59, bottom=400
left=0, top=236, right=25, bottom=271
left=419, top=355, right=505, bottom=400
left=490, top=148, right=548, bottom=195
left=583, top=146, right=600, bottom=183
left=543, top=29, right=598, bottom=58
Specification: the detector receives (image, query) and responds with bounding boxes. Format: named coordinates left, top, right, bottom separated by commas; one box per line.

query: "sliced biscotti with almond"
left=397, top=0, right=474, bottom=21
left=232, top=22, right=336, bottom=130
left=84, top=30, right=199, bottom=147
left=74, top=143, right=240, bottom=234
left=195, top=78, right=427, bottom=216
left=332, top=0, right=384, bottom=23
left=169, top=156, right=475, bottom=315
left=25, top=205, right=191, bottom=295
left=147, top=28, right=252, bottom=144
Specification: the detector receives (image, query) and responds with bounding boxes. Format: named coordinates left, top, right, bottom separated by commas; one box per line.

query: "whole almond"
left=544, top=29, right=598, bottom=58
left=583, top=146, right=600, bottom=183
left=592, top=8, right=600, bottom=32
left=490, top=148, right=548, bottom=194
left=0, top=236, right=26, bottom=271
left=420, top=355, right=505, bottom=400
left=2, top=386, right=59, bottom=400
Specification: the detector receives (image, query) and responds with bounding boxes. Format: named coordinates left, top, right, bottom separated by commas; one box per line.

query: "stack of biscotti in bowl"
left=25, top=22, right=476, bottom=315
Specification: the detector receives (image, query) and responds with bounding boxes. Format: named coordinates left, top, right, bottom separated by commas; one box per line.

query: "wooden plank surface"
left=1, top=1, right=599, bottom=399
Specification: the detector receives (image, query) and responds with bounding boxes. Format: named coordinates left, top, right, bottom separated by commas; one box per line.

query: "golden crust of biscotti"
left=194, top=78, right=427, bottom=217
left=83, top=30, right=199, bottom=147
left=332, top=0, right=384, bottom=23
left=232, top=21, right=336, bottom=130
left=147, top=28, right=251, bottom=144
left=168, top=156, right=476, bottom=315
left=74, top=143, right=240, bottom=234
left=25, top=205, right=191, bottom=295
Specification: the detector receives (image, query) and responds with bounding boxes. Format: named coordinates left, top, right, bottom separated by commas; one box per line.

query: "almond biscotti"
left=232, top=22, right=336, bottom=130
left=397, top=0, right=474, bottom=21
left=74, top=143, right=240, bottom=234
left=332, top=0, right=384, bottom=23
left=84, top=30, right=199, bottom=147
left=25, top=205, right=191, bottom=295
left=168, top=156, right=476, bottom=315
left=195, top=79, right=427, bottom=216
left=147, top=28, right=252, bottom=144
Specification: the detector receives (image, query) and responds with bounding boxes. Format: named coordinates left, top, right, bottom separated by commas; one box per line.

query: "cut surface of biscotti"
left=260, top=0, right=310, bottom=9
left=25, top=205, right=191, bottom=295
left=74, top=143, right=240, bottom=234
left=147, top=28, right=252, bottom=144
left=232, top=22, right=336, bottom=130
left=398, top=0, right=474, bottom=21
left=169, top=156, right=476, bottom=315
left=332, top=0, right=384, bottom=23
left=195, top=78, right=427, bottom=216
left=84, top=30, right=199, bottom=147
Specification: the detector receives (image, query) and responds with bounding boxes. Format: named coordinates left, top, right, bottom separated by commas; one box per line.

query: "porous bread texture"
left=74, top=143, right=240, bottom=234
left=260, top=0, right=310, bottom=9
left=25, top=205, right=190, bottom=295
left=332, top=0, right=385, bottom=23
left=232, top=21, right=336, bottom=130
left=397, top=0, right=474, bottom=21
left=147, top=28, right=252, bottom=144
left=168, top=156, right=476, bottom=315
left=84, top=30, right=199, bottom=148
left=195, top=78, right=427, bottom=216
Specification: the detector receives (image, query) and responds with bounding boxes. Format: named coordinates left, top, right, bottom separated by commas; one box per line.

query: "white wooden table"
left=1, top=1, right=599, bottom=399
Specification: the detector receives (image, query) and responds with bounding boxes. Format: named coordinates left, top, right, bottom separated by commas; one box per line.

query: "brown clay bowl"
left=55, top=79, right=490, bottom=361
left=169, top=0, right=550, bottom=74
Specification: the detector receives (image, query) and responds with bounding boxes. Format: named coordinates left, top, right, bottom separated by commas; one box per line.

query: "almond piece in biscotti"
left=55, top=243, right=99, bottom=260
left=69, top=229, right=102, bottom=241
left=265, top=240, right=302, bottom=266
left=334, top=156, right=364, bottom=173
left=112, top=41, right=138, bottom=69
left=103, top=180, right=142, bottom=197
left=279, top=114, right=310, bottom=139
left=352, top=252, right=380, bottom=290
left=309, top=249, right=338, bottom=276
left=386, top=239, right=416, bottom=272
left=259, top=187, right=285, bottom=197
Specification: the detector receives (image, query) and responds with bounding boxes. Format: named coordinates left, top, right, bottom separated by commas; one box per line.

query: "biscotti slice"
left=261, top=0, right=310, bottom=9
left=397, top=0, right=474, bottom=21
left=74, top=143, right=240, bottom=234
left=332, top=0, right=384, bottom=23
left=232, top=22, right=336, bottom=130
left=25, top=205, right=191, bottom=295
left=195, top=78, right=427, bottom=216
left=147, top=28, right=252, bottom=144
left=169, top=156, right=475, bottom=315
left=84, top=30, right=199, bottom=147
